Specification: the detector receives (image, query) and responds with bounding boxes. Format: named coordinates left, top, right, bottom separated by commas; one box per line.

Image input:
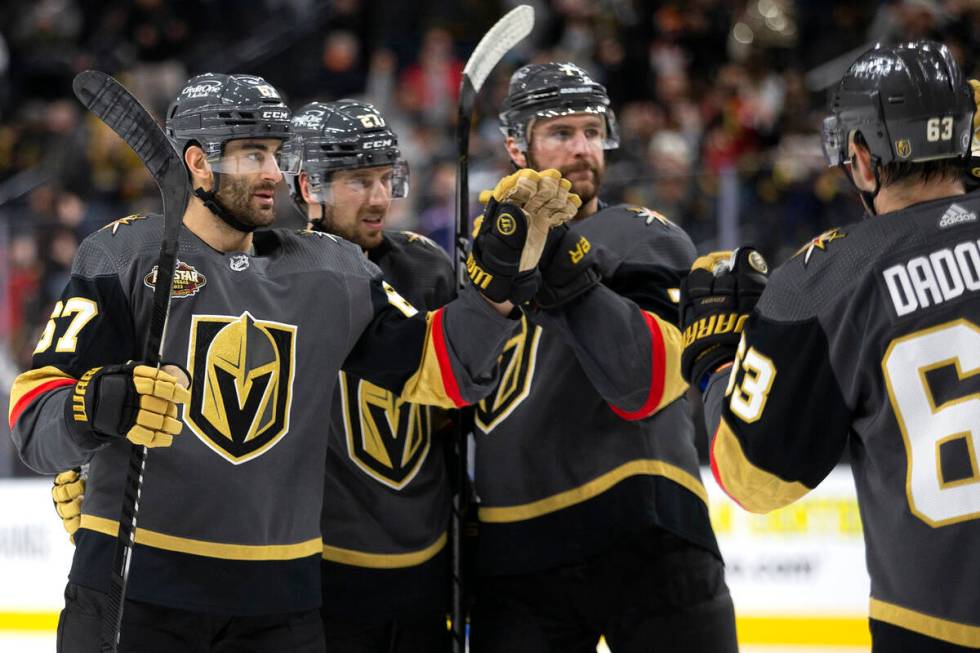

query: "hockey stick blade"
left=72, top=71, right=189, bottom=653
left=72, top=70, right=189, bottom=362
left=462, top=4, right=534, bottom=95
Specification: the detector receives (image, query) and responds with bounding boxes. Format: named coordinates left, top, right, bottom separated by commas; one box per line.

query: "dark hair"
left=854, top=132, right=963, bottom=189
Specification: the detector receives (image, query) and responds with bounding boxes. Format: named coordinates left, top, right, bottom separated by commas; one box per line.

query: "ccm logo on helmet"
left=262, top=110, right=289, bottom=120
left=362, top=139, right=393, bottom=150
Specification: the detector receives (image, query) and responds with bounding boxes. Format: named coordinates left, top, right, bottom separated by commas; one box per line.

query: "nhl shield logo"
left=229, top=254, right=250, bottom=271
left=184, top=311, right=297, bottom=464
left=476, top=317, right=541, bottom=432
left=339, top=374, right=433, bottom=490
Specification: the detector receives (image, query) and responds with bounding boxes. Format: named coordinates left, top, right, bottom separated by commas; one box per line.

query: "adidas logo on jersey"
left=938, top=203, right=977, bottom=229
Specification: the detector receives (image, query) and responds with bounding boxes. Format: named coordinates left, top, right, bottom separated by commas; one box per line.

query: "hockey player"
left=469, top=62, right=737, bottom=652
left=12, top=73, right=579, bottom=652
left=289, top=99, right=454, bottom=652
left=680, top=41, right=979, bottom=651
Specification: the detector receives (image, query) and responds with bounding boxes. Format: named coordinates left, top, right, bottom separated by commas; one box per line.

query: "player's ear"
left=184, top=144, right=213, bottom=190
left=847, top=134, right=875, bottom=189
left=299, top=172, right=316, bottom=204
left=505, top=136, right=527, bottom=168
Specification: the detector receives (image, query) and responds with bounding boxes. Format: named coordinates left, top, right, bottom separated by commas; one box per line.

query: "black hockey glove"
left=467, top=197, right=541, bottom=304
left=678, top=248, right=769, bottom=388
left=65, top=362, right=190, bottom=449
left=534, top=224, right=601, bottom=310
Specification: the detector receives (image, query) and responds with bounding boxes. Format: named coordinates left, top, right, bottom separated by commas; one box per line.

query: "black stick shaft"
left=73, top=71, right=186, bottom=653
left=450, top=76, right=476, bottom=653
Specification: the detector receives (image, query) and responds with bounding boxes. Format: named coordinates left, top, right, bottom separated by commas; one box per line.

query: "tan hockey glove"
left=52, top=469, right=85, bottom=543
left=468, top=169, right=580, bottom=303
left=478, top=168, right=581, bottom=271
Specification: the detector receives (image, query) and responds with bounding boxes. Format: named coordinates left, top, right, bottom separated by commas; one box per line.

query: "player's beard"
left=318, top=204, right=385, bottom=251
left=527, top=155, right=602, bottom=210
left=215, top=175, right=278, bottom=229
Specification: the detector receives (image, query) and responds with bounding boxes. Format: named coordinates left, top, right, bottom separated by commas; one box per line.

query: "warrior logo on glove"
left=468, top=168, right=581, bottom=303
left=678, top=248, right=769, bottom=388
left=67, top=362, right=190, bottom=448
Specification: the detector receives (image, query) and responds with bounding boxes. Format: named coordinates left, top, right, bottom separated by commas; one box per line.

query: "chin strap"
left=309, top=202, right=328, bottom=232
left=194, top=173, right=256, bottom=233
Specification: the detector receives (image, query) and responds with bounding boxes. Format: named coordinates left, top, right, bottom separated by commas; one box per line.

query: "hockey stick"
left=72, top=70, right=190, bottom=653
left=451, top=6, right=534, bottom=651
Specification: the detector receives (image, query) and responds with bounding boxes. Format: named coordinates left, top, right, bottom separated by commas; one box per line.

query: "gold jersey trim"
left=80, top=515, right=321, bottom=560
left=478, top=459, right=707, bottom=523
left=712, top=417, right=810, bottom=513
left=870, top=598, right=980, bottom=648
left=322, top=532, right=447, bottom=568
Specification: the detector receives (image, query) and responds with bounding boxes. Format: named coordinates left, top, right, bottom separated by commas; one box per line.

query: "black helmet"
left=166, top=73, right=300, bottom=173
left=289, top=100, right=408, bottom=202
left=500, top=62, right=619, bottom=151
left=821, top=41, right=975, bottom=168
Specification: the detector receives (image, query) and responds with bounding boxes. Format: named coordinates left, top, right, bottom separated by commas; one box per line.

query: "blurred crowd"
left=0, top=0, right=978, bottom=474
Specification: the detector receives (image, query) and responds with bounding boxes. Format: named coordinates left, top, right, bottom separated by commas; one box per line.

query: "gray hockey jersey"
left=320, top=231, right=456, bottom=619
left=703, top=191, right=980, bottom=648
left=474, top=204, right=720, bottom=575
left=8, top=216, right=515, bottom=615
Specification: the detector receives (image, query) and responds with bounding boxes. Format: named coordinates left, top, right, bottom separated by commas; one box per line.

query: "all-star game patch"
left=795, top=227, right=846, bottom=266
left=144, top=260, right=207, bottom=298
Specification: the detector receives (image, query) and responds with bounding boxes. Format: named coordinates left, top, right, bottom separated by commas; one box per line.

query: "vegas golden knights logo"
left=476, top=316, right=541, bottom=432
left=339, top=373, right=432, bottom=490
left=184, top=312, right=297, bottom=464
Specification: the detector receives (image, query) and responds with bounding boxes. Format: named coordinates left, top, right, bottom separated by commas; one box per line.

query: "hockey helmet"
left=166, top=73, right=301, bottom=175
left=288, top=100, right=408, bottom=203
left=499, top=62, right=619, bottom=151
left=821, top=41, right=975, bottom=168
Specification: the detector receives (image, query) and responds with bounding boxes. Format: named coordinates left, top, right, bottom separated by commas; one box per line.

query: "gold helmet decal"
left=476, top=316, right=541, bottom=432
left=184, top=312, right=297, bottom=463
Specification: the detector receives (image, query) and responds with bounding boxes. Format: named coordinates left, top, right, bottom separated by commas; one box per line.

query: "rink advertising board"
left=0, top=471, right=871, bottom=646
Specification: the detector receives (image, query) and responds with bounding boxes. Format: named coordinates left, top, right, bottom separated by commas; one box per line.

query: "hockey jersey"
left=474, top=204, right=719, bottom=575
left=703, top=191, right=980, bottom=647
left=8, top=216, right=515, bottom=615
left=320, top=231, right=456, bottom=619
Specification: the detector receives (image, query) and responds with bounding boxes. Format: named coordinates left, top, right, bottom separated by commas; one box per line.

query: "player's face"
left=215, top=138, right=285, bottom=228
left=320, top=165, right=394, bottom=250
left=527, top=114, right=606, bottom=208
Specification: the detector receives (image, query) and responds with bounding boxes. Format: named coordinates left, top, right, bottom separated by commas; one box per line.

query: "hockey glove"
left=534, top=224, right=601, bottom=310
left=678, top=248, right=769, bottom=388
left=52, top=469, right=84, bottom=543
left=469, top=169, right=581, bottom=303
left=968, top=79, right=980, bottom=190
left=65, top=363, right=191, bottom=449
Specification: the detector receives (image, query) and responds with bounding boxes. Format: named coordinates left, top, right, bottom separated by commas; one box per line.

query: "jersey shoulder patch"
left=80, top=213, right=165, bottom=276
left=99, top=213, right=150, bottom=236
left=580, top=203, right=695, bottom=272
left=276, top=227, right=375, bottom=279
left=398, top=230, right=440, bottom=249
left=624, top=206, right=676, bottom=228
left=792, top=227, right=847, bottom=267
